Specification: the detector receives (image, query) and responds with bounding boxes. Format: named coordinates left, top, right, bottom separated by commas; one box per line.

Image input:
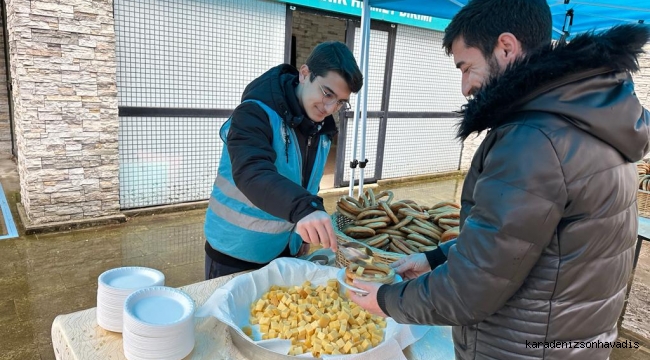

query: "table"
left=52, top=217, right=650, bottom=360
left=51, top=272, right=455, bottom=360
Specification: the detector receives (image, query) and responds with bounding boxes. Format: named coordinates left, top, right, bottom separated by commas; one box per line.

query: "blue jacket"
left=205, top=100, right=331, bottom=263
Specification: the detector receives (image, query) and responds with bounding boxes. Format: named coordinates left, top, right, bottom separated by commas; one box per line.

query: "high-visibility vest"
left=204, top=99, right=331, bottom=263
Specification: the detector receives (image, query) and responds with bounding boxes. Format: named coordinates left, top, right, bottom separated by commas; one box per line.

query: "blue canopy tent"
left=347, top=0, right=650, bottom=196
left=368, top=1, right=650, bottom=40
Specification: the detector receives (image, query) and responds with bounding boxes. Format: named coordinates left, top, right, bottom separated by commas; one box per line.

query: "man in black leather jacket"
left=349, top=1, right=650, bottom=359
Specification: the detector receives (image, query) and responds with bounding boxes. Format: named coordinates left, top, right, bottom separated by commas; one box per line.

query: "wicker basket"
left=638, top=190, right=650, bottom=218
left=331, top=211, right=405, bottom=268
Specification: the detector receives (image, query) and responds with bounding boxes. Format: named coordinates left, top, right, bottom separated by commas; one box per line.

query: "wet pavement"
left=0, top=156, right=648, bottom=359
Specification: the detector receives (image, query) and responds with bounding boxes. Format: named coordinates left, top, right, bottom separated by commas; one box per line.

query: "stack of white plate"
left=122, top=286, right=196, bottom=360
left=97, top=267, right=165, bottom=332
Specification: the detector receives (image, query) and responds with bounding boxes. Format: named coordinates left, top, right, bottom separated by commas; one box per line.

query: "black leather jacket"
left=379, top=25, right=650, bottom=360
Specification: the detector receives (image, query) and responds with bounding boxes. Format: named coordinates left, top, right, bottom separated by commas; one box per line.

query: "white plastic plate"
left=124, top=286, right=194, bottom=326
left=99, top=267, right=165, bottom=290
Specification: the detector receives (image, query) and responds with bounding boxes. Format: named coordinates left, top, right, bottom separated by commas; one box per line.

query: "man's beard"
left=468, top=55, right=502, bottom=99
left=487, top=54, right=501, bottom=78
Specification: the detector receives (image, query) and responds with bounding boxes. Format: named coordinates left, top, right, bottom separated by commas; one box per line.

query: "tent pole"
left=357, top=0, right=371, bottom=199
left=348, top=0, right=370, bottom=197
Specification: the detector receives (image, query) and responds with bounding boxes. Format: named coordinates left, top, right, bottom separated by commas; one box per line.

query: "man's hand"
left=391, top=253, right=431, bottom=280
left=296, top=210, right=338, bottom=252
left=347, top=280, right=387, bottom=317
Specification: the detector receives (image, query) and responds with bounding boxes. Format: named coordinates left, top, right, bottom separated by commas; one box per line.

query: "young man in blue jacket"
left=204, top=41, right=363, bottom=279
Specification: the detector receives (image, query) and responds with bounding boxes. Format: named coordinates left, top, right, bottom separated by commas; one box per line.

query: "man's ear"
left=298, top=65, right=310, bottom=83
left=494, top=32, right=523, bottom=68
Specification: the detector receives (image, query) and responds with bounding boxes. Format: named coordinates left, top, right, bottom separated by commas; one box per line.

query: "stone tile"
left=136, top=209, right=209, bottom=229
left=132, top=222, right=205, bottom=269
left=156, top=240, right=205, bottom=269
left=622, top=242, right=650, bottom=340
left=116, top=230, right=147, bottom=250
left=118, top=222, right=204, bottom=270
left=0, top=319, right=38, bottom=354
left=118, top=243, right=147, bottom=260
left=18, top=235, right=121, bottom=272
left=0, top=260, right=17, bottom=278
left=34, top=317, right=58, bottom=360
left=58, top=257, right=122, bottom=289
left=636, top=345, right=650, bottom=359
left=136, top=223, right=204, bottom=246
left=0, top=274, right=30, bottom=302
left=119, top=252, right=167, bottom=270
left=14, top=284, right=96, bottom=324
left=33, top=231, right=122, bottom=253
left=163, top=261, right=204, bottom=288
left=20, top=238, right=119, bottom=270
left=610, top=341, right=650, bottom=360
left=22, top=248, right=117, bottom=277
left=39, top=343, right=57, bottom=360
left=0, top=240, right=22, bottom=262
left=7, top=272, right=67, bottom=305
left=0, top=299, right=18, bottom=323
left=2, top=345, right=41, bottom=360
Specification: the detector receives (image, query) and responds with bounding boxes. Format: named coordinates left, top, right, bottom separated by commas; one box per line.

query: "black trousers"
left=204, top=254, right=257, bottom=279
left=204, top=242, right=308, bottom=280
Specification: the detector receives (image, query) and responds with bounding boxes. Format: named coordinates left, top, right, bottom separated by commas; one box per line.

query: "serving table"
left=51, top=270, right=455, bottom=360
left=52, top=215, right=650, bottom=360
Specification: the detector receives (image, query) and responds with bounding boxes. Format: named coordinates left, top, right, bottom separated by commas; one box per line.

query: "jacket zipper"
left=303, top=136, right=313, bottom=188
left=288, top=129, right=304, bottom=186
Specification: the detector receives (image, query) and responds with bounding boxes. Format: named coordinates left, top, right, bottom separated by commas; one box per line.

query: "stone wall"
left=5, top=0, right=120, bottom=225
left=292, top=9, right=347, bottom=131
left=292, top=10, right=346, bottom=67
left=0, top=11, right=11, bottom=155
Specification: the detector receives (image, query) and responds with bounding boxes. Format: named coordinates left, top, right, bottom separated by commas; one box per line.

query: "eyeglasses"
left=317, top=80, right=351, bottom=111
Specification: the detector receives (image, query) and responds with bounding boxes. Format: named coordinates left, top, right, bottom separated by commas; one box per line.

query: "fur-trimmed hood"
left=459, top=24, right=650, bottom=161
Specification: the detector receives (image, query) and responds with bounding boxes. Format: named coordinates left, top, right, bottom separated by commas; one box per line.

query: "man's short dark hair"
left=443, top=0, right=552, bottom=58
left=306, top=41, right=363, bottom=93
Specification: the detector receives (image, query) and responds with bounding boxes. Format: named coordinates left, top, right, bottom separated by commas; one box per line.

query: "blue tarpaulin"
left=348, top=0, right=650, bottom=194
left=367, top=0, right=650, bottom=40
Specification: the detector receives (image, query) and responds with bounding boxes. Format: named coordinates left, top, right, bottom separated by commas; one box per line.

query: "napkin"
left=195, top=258, right=429, bottom=359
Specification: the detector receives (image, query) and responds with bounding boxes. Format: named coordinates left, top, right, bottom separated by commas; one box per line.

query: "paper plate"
left=97, top=267, right=166, bottom=333
left=336, top=267, right=403, bottom=296
left=98, top=267, right=165, bottom=291
left=124, top=286, right=195, bottom=327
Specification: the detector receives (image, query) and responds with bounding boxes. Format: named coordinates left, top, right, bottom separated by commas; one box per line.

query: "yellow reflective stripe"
left=208, top=197, right=293, bottom=234
left=214, top=175, right=254, bottom=207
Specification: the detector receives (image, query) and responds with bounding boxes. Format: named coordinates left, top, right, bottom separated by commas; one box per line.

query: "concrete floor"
left=0, top=156, right=649, bottom=360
